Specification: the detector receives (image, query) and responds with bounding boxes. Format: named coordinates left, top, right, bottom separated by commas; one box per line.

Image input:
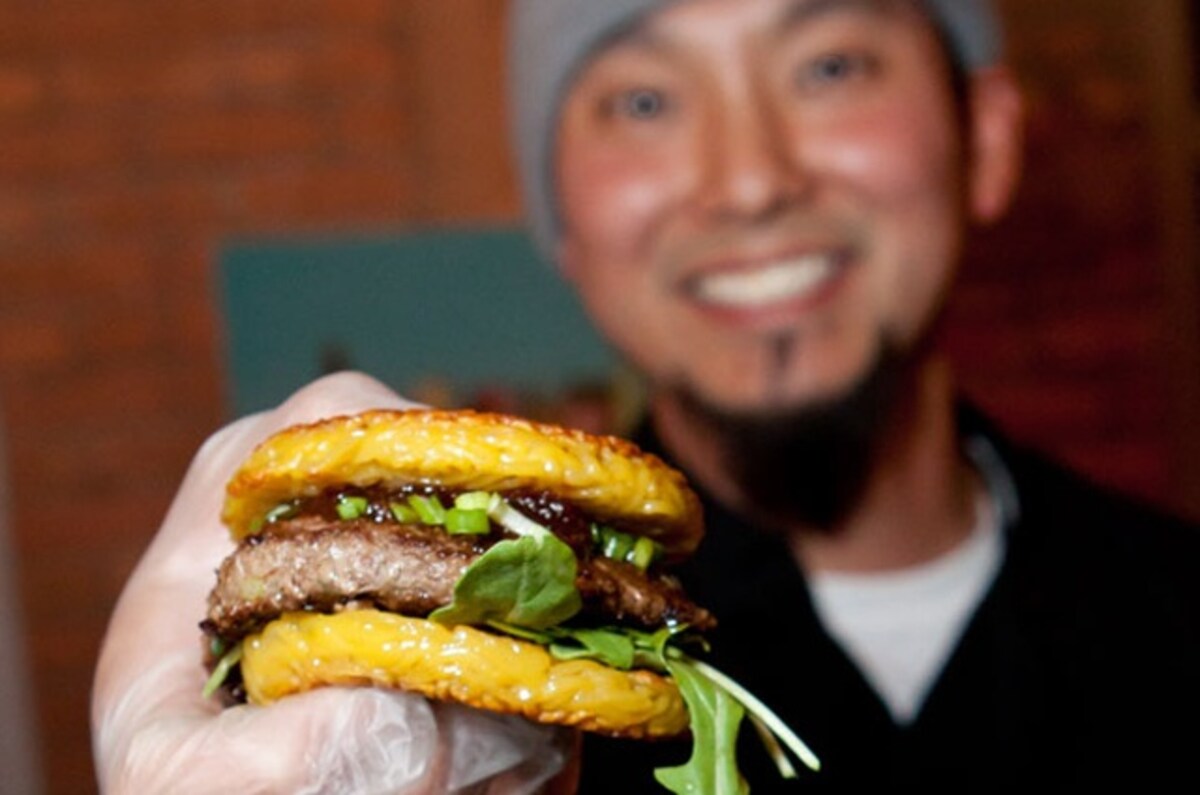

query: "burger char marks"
left=204, top=516, right=715, bottom=643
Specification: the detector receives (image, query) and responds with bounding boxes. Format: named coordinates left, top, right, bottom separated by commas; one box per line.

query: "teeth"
left=694, top=255, right=836, bottom=307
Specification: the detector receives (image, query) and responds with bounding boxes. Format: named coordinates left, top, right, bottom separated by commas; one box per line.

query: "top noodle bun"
left=222, top=408, right=704, bottom=557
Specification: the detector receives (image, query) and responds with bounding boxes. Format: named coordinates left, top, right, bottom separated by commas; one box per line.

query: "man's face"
left=556, top=0, right=1014, bottom=415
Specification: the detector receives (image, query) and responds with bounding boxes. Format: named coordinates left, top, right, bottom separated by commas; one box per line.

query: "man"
left=92, top=2, right=1198, bottom=791
left=509, top=0, right=1200, bottom=789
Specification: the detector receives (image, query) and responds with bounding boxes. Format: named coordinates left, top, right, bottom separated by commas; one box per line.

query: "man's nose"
left=698, top=91, right=807, bottom=220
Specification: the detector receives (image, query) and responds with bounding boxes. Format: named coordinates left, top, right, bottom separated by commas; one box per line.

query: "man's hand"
left=91, top=372, right=576, bottom=794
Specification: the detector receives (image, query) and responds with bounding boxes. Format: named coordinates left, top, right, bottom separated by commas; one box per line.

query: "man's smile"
left=681, top=247, right=853, bottom=322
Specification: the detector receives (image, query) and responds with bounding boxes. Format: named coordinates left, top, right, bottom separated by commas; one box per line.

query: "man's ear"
left=967, top=66, right=1025, bottom=224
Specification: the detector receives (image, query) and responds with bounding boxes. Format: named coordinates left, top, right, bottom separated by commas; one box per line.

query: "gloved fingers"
left=435, top=704, right=576, bottom=794
left=99, top=676, right=574, bottom=795
left=94, top=372, right=426, bottom=790
left=94, top=372, right=573, bottom=793
left=295, top=689, right=442, bottom=795
left=102, top=686, right=443, bottom=795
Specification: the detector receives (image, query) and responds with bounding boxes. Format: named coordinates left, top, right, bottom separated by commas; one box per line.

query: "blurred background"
left=1, top=1, right=1199, bottom=791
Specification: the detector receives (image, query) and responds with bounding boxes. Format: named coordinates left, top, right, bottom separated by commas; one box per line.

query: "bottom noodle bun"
left=240, top=609, right=689, bottom=739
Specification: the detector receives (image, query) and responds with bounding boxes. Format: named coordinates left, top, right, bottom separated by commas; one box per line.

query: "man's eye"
left=797, top=52, right=877, bottom=90
left=609, top=88, right=670, bottom=120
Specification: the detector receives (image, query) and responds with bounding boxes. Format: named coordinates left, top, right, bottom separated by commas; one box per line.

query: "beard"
left=672, top=338, right=911, bottom=532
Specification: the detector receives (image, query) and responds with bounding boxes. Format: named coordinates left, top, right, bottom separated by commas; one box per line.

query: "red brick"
left=334, top=102, right=413, bottom=160
left=147, top=102, right=331, bottom=168
left=0, top=238, right=160, bottom=312
left=0, top=64, right=47, bottom=116
left=0, top=0, right=373, bottom=58
left=0, top=115, right=134, bottom=183
left=53, top=39, right=394, bottom=111
left=5, top=361, right=215, bottom=443
left=145, top=104, right=328, bottom=169
left=53, top=179, right=226, bottom=238
left=0, top=318, right=72, bottom=368
left=305, top=34, right=410, bottom=98
left=0, top=188, right=52, bottom=244
left=232, top=161, right=418, bottom=225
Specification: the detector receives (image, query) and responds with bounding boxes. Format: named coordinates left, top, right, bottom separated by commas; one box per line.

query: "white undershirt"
left=807, top=489, right=1004, bottom=725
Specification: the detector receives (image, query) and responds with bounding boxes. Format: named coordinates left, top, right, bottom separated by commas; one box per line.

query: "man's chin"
left=669, top=342, right=910, bottom=533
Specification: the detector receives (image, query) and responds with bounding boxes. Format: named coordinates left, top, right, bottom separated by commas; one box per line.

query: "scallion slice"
left=335, top=495, right=368, bottom=520
left=487, top=499, right=551, bottom=539
left=407, top=494, right=447, bottom=525
left=389, top=501, right=419, bottom=524
left=603, top=530, right=634, bottom=561
left=455, top=491, right=497, bottom=511
left=628, top=536, right=658, bottom=570
left=264, top=501, right=297, bottom=524
left=445, top=507, right=490, bottom=535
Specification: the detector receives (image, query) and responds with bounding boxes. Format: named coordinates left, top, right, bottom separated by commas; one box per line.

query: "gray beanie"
left=508, top=0, right=1003, bottom=261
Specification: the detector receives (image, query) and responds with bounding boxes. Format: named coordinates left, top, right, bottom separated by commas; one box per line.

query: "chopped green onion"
left=486, top=499, right=551, bottom=539
left=335, top=495, right=368, bottom=520
left=389, top=501, right=419, bottom=524
left=202, top=643, right=243, bottom=699
left=407, top=494, right=447, bottom=525
left=445, top=507, right=490, bottom=535
left=628, top=536, right=659, bottom=570
left=603, top=530, right=634, bottom=561
left=455, top=491, right=496, bottom=511
left=264, top=501, right=298, bottom=524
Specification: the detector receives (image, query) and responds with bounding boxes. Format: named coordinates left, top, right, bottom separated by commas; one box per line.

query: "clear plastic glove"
left=92, top=372, right=579, bottom=794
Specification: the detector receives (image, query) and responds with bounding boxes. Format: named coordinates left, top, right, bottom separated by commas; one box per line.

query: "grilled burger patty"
left=205, top=515, right=715, bottom=644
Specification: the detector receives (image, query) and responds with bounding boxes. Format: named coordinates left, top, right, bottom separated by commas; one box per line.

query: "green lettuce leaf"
left=549, top=627, right=636, bottom=669
left=654, top=657, right=749, bottom=795
left=429, top=534, right=582, bottom=630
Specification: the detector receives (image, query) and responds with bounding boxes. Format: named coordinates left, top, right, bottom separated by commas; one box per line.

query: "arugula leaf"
left=681, top=654, right=822, bottom=775
left=654, top=657, right=749, bottom=795
left=202, top=642, right=243, bottom=699
left=549, top=627, right=635, bottom=669
left=429, top=534, right=582, bottom=630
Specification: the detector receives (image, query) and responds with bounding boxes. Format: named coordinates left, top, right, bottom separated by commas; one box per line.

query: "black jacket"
left=579, top=415, right=1200, bottom=791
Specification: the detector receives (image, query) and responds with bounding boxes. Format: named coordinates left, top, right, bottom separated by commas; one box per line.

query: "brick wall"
left=0, top=3, right=515, bottom=791
left=949, top=0, right=1189, bottom=503
left=0, top=1, right=1192, bottom=792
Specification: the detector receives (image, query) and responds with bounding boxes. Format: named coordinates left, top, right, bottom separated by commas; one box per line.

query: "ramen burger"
left=201, top=408, right=715, bottom=739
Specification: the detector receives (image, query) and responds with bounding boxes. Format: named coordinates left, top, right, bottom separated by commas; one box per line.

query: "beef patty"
left=204, top=517, right=715, bottom=642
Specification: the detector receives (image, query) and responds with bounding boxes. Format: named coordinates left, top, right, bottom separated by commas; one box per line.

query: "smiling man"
left=510, top=0, right=1200, bottom=789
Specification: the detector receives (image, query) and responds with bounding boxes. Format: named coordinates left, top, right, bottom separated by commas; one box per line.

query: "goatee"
left=674, top=342, right=909, bottom=532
